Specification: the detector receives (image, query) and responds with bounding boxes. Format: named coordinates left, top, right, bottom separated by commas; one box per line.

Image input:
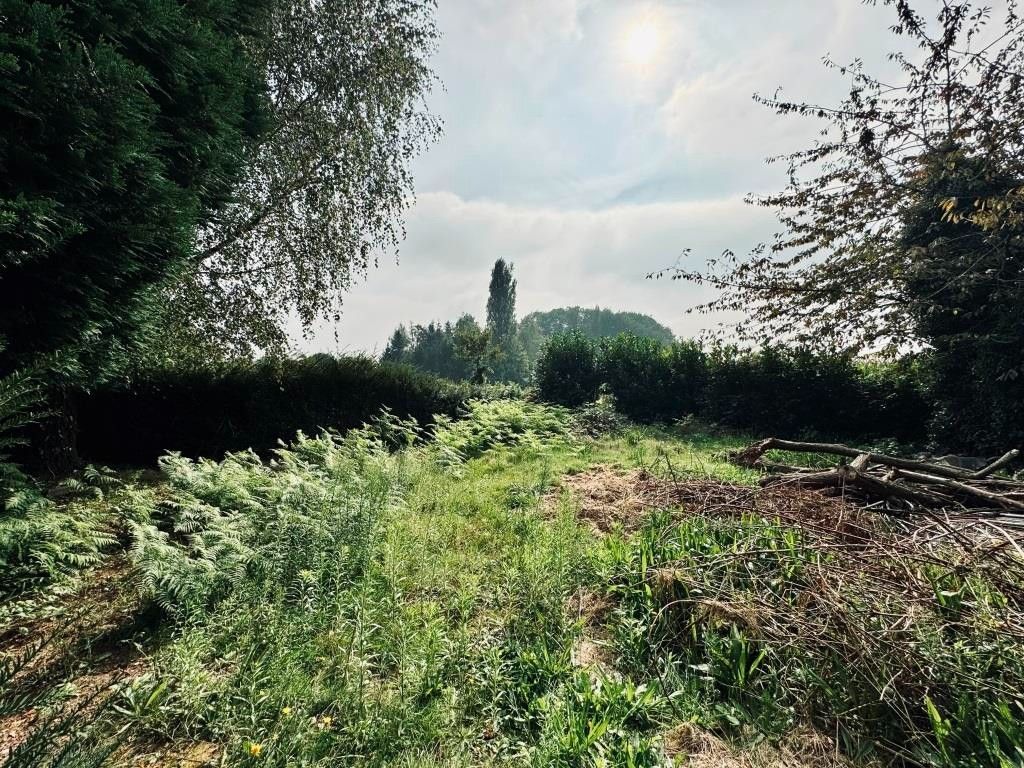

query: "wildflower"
left=318, top=715, right=334, bottom=730
left=248, top=742, right=263, bottom=757
left=281, top=706, right=292, bottom=716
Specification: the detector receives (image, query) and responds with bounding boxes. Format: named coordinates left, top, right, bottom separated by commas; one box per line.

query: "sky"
left=296, top=0, right=907, bottom=355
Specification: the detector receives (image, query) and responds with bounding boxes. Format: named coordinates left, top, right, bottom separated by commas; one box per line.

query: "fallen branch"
left=731, top=438, right=1024, bottom=516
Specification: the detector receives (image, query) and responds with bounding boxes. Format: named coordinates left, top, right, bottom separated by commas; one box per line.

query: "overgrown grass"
left=3, top=399, right=1022, bottom=767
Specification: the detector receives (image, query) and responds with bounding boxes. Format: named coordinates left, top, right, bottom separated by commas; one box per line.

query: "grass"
left=1, top=399, right=1022, bottom=767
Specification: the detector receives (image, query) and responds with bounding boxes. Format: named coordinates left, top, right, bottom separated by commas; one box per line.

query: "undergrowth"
left=3, top=398, right=1023, bottom=767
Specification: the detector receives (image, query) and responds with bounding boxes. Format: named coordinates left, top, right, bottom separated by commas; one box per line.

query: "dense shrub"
left=534, top=331, right=601, bottom=406
left=598, top=334, right=677, bottom=422
left=666, top=340, right=708, bottom=416
left=75, top=354, right=485, bottom=464
left=704, top=346, right=858, bottom=436
left=534, top=334, right=932, bottom=444
left=927, top=342, right=1024, bottom=455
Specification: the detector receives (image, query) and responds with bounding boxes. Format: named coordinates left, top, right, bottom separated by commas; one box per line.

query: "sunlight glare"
left=621, top=17, right=662, bottom=70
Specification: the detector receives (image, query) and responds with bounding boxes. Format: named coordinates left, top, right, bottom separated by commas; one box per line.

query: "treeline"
left=382, top=259, right=677, bottom=384
left=536, top=332, right=934, bottom=445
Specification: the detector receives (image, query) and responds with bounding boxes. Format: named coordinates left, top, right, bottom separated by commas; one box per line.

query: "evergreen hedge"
left=75, top=354, right=482, bottom=464
left=536, top=333, right=932, bottom=444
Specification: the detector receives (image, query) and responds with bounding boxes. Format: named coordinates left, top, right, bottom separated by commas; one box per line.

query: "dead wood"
left=731, top=438, right=1024, bottom=516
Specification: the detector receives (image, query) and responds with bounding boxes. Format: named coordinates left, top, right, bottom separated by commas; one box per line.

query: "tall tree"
left=655, top=0, right=1024, bottom=449
left=485, top=259, right=526, bottom=381
left=518, top=306, right=675, bottom=367
left=164, top=0, right=441, bottom=357
left=0, top=0, right=273, bottom=377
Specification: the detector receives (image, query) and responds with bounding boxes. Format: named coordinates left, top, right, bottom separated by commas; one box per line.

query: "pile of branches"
left=731, top=438, right=1024, bottom=516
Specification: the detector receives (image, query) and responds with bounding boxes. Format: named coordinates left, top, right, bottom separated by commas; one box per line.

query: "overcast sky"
left=296, top=0, right=906, bottom=355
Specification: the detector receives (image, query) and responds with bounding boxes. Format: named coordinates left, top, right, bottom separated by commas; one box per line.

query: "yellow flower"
left=281, top=706, right=293, bottom=716
left=248, top=743, right=263, bottom=757
left=318, top=715, right=333, bottom=730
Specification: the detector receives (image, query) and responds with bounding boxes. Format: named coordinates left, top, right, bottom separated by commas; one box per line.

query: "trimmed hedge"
left=534, top=331, right=601, bottom=407
left=535, top=334, right=931, bottom=444
left=75, top=354, right=483, bottom=464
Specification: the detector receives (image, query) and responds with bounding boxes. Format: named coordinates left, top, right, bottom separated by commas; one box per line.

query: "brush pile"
left=730, top=438, right=1024, bottom=517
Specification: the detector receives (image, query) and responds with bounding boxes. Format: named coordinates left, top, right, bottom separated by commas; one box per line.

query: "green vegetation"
left=3, top=401, right=1021, bottom=767
left=383, top=259, right=678, bottom=387
left=3, top=0, right=1024, bottom=765
left=73, top=354, right=518, bottom=465
left=659, top=0, right=1024, bottom=453
left=519, top=307, right=675, bottom=368
left=0, top=0, right=271, bottom=375
left=535, top=333, right=929, bottom=443
left=534, top=330, right=601, bottom=407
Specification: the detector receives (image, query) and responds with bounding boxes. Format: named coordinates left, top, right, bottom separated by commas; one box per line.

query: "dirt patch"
left=662, top=722, right=857, bottom=768
left=548, top=465, right=873, bottom=538
left=0, top=555, right=149, bottom=759
left=566, top=587, right=617, bottom=676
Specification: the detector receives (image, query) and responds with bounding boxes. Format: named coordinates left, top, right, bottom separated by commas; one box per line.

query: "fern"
left=1, top=363, right=117, bottom=594
left=129, top=419, right=409, bottom=619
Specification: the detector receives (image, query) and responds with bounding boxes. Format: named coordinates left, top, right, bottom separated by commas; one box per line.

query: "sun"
left=621, top=17, right=662, bottom=69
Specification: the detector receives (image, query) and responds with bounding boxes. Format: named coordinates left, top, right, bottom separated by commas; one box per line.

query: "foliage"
left=653, top=0, right=1024, bottom=451
left=533, top=335, right=932, bottom=445
left=1, top=359, right=114, bottom=595
left=533, top=672, right=669, bottom=767
left=656, top=0, right=1024, bottom=350
left=74, top=354, right=485, bottom=465
left=598, top=335, right=681, bottom=423
left=169, top=0, right=441, bottom=357
left=0, top=0, right=272, bottom=376
left=431, top=399, right=569, bottom=463
left=101, top=401, right=595, bottom=765
left=13, top=398, right=1023, bottom=765
left=381, top=320, right=473, bottom=381
left=382, top=260, right=529, bottom=384
left=381, top=326, right=411, bottom=364
left=130, top=421, right=403, bottom=618
left=535, top=331, right=601, bottom=407
left=520, top=306, right=675, bottom=368
left=1, top=463, right=117, bottom=596
left=486, top=259, right=528, bottom=383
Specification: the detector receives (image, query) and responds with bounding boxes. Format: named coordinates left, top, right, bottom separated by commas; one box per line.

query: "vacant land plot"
left=2, top=401, right=1022, bottom=767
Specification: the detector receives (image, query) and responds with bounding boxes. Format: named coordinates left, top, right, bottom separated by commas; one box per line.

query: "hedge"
left=536, top=333, right=932, bottom=444
left=75, top=354, right=485, bottom=464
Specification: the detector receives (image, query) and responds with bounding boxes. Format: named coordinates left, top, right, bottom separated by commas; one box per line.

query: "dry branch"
left=731, top=438, right=1024, bottom=516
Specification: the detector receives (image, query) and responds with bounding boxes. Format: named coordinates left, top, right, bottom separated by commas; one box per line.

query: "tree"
left=163, top=0, right=441, bottom=357
left=0, top=0, right=273, bottom=377
left=452, top=314, right=491, bottom=384
left=655, top=0, right=1024, bottom=449
left=657, top=0, right=1023, bottom=349
left=518, top=306, right=675, bottom=368
left=382, top=326, right=412, bottom=363
left=534, top=331, right=600, bottom=406
left=485, top=259, right=526, bottom=382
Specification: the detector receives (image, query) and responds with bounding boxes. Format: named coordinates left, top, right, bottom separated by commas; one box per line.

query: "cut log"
left=760, top=469, right=843, bottom=489
left=731, top=438, right=1023, bottom=515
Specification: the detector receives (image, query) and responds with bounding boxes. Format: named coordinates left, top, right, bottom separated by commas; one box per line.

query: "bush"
left=75, top=354, right=488, bottom=465
left=599, top=334, right=677, bottom=422
left=533, top=333, right=932, bottom=444
left=534, top=331, right=600, bottom=407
